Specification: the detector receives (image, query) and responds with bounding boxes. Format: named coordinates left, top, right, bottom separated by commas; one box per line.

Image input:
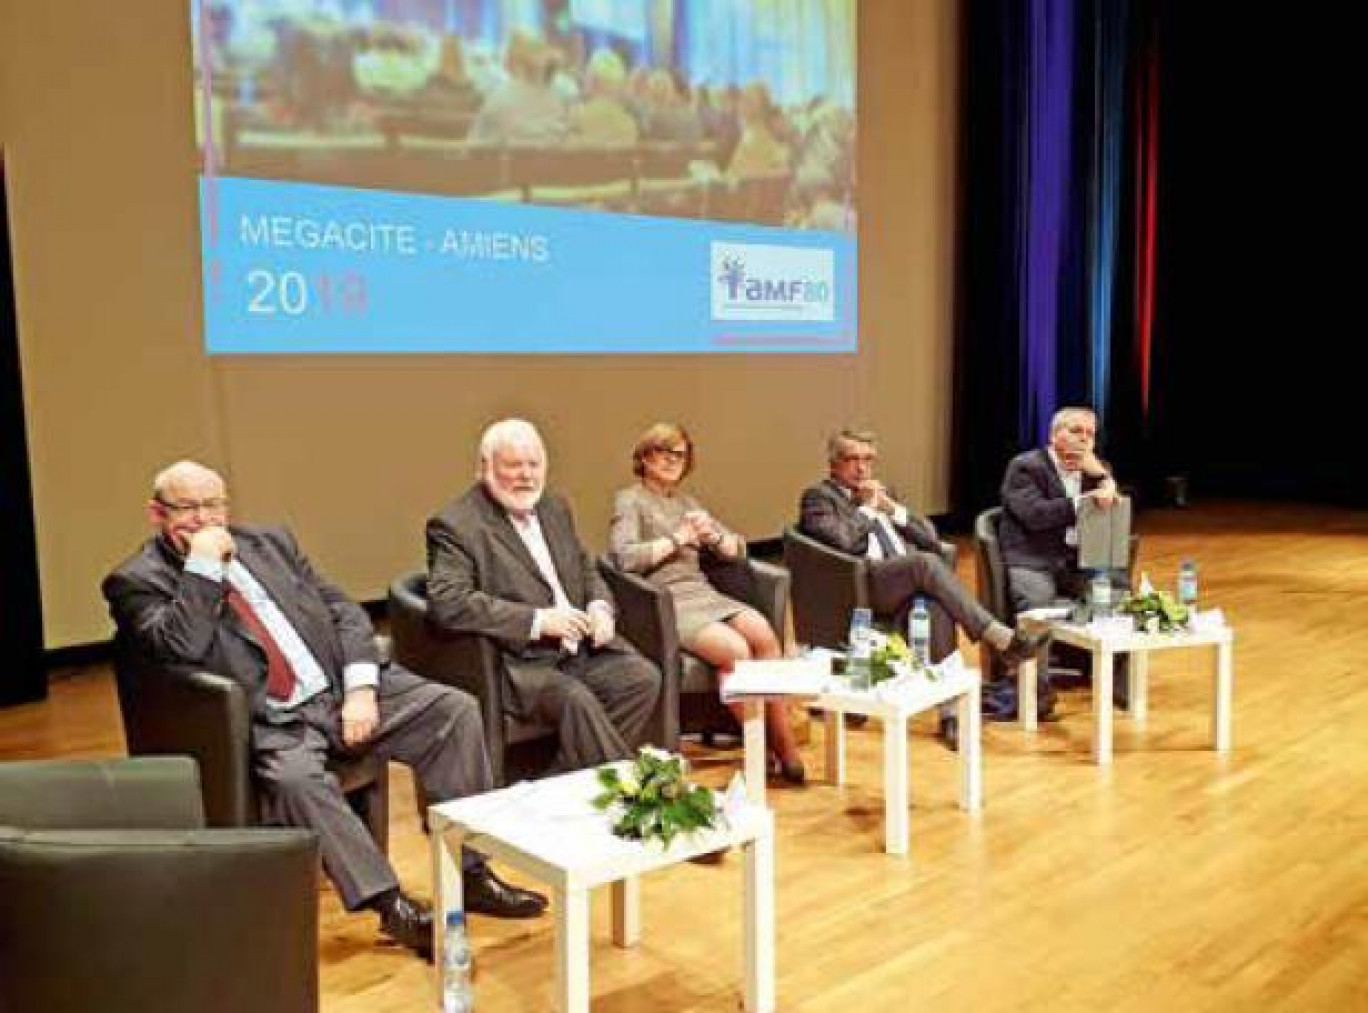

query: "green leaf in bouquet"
left=596, top=766, right=621, bottom=790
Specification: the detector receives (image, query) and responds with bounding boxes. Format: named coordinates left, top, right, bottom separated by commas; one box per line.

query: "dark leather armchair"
left=0, top=757, right=318, bottom=1013
left=783, top=525, right=959, bottom=649
left=112, top=636, right=389, bottom=850
left=388, top=571, right=680, bottom=787
left=598, top=554, right=791, bottom=743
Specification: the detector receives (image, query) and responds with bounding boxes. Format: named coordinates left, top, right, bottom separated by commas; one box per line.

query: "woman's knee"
left=689, top=624, right=751, bottom=667
left=734, top=611, right=781, bottom=657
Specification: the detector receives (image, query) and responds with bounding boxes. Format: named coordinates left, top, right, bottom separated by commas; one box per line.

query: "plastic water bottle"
left=1090, top=571, right=1113, bottom=618
left=846, top=607, right=873, bottom=689
left=442, top=910, right=473, bottom=1013
left=908, top=597, right=931, bottom=667
left=1177, top=560, right=1198, bottom=609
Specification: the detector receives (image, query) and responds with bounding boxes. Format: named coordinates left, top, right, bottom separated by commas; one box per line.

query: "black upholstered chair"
left=598, top=554, right=791, bottom=744
left=0, top=757, right=318, bottom=1013
left=112, top=636, right=389, bottom=851
left=783, top=525, right=959, bottom=650
left=388, top=570, right=680, bottom=787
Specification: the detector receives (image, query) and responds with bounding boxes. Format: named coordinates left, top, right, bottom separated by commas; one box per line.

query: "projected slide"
left=192, top=0, right=857, bottom=354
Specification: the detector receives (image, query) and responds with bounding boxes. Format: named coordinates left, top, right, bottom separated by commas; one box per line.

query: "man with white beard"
left=425, top=419, right=662, bottom=770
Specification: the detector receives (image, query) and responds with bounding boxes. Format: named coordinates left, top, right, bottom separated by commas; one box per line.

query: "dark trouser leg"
left=254, top=704, right=399, bottom=910
left=1007, top=565, right=1061, bottom=613
left=575, top=643, right=662, bottom=752
left=870, top=550, right=998, bottom=647
left=368, top=664, right=493, bottom=803
left=365, top=664, right=493, bottom=873
left=516, top=660, right=636, bottom=770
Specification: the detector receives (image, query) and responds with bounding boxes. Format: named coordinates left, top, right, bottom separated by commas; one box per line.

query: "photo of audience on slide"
left=193, top=0, right=857, bottom=232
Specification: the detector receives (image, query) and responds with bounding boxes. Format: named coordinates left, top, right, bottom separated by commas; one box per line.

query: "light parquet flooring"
left=4, top=501, right=1366, bottom=1011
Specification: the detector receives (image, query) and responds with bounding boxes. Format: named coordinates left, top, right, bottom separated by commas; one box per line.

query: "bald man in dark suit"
left=104, top=461, right=546, bottom=960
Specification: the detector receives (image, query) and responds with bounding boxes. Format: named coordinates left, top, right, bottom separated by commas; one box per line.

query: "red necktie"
left=225, top=586, right=298, bottom=701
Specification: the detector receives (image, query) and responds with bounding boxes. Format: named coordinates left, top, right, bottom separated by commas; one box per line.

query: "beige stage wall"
left=0, top=0, right=960, bottom=648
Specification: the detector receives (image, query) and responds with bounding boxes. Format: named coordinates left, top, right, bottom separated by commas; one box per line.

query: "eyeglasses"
left=155, top=497, right=229, bottom=517
left=652, top=447, right=689, bottom=463
left=838, top=453, right=877, bottom=464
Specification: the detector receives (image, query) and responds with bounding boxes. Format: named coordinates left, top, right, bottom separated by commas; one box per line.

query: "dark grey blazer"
left=798, top=478, right=941, bottom=558
left=425, top=484, right=614, bottom=661
left=998, top=448, right=1108, bottom=570
left=103, top=526, right=377, bottom=722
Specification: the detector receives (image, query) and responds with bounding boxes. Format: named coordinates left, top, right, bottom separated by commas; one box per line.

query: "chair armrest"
left=597, top=559, right=681, bottom=750
left=0, top=827, right=318, bottom=1013
left=116, top=661, right=253, bottom=829
left=783, top=528, right=870, bottom=650
left=743, top=559, right=790, bottom=638
left=598, top=560, right=680, bottom=671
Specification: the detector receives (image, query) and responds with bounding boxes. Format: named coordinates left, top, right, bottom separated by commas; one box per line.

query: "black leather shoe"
left=1001, top=628, right=1048, bottom=665
left=463, top=867, right=546, bottom=919
left=938, top=714, right=959, bottom=751
left=376, top=891, right=434, bottom=961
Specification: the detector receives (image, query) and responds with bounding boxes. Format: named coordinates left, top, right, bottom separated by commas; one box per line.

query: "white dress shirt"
left=1047, top=448, right=1084, bottom=547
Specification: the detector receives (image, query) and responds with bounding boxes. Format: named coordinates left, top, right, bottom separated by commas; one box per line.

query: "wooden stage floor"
left=3, top=500, right=1365, bottom=1011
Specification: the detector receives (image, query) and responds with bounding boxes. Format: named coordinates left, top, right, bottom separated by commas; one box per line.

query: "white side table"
left=429, top=768, right=775, bottom=1013
left=1017, top=620, right=1234, bottom=764
left=803, top=663, right=983, bottom=855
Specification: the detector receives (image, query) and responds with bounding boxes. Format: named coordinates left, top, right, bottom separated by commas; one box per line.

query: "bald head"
left=152, top=460, right=225, bottom=502
left=148, top=460, right=230, bottom=553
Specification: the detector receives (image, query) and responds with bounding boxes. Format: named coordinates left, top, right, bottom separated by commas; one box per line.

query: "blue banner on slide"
left=199, top=177, right=857, bottom=354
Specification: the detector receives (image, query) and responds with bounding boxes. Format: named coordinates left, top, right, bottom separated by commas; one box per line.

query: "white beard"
left=486, top=478, right=543, bottom=516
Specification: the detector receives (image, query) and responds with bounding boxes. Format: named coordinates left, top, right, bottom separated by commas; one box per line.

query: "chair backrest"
left=388, top=570, right=506, bottom=697
left=0, top=757, right=205, bottom=831
left=782, top=526, right=871, bottom=650
left=109, top=642, right=255, bottom=828
left=973, top=507, right=1013, bottom=624
left=0, top=783, right=318, bottom=1013
left=388, top=570, right=557, bottom=786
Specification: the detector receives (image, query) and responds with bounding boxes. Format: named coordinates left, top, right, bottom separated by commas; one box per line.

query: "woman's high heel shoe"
left=768, top=753, right=807, bottom=786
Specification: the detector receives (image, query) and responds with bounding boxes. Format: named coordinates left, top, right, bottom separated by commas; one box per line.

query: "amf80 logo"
left=710, top=242, right=835, bottom=322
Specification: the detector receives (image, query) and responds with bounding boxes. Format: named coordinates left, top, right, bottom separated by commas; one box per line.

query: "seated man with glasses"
left=103, top=460, right=547, bottom=961
left=799, top=430, right=1047, bottom=744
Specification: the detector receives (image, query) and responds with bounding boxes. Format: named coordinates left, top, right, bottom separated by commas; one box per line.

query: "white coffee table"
left=797, top=662, right=983, bottom=855
left=429, top=767, right=775, bottom=1013
left=1017, top=619, right=1234, bottom=764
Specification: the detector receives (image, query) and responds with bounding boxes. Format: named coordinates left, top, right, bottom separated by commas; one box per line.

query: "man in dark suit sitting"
left=1000, top=406, right=1122, bottom=607
left=999, top=406, right=1128, bottom=708
left=425, top=419, right=662, bottom=771
left=104, top=461, right=546, bottom=961
left=799, top=429, right=1042, bottom=744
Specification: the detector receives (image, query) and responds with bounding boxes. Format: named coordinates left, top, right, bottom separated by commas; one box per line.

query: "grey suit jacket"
left=425, top=484, right=614, bottom=662
left=798, top=478, right=941, bottom=558
left=998, top=448, right=1108, bottom=570
left=103, top=526, right=378, bottom=723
